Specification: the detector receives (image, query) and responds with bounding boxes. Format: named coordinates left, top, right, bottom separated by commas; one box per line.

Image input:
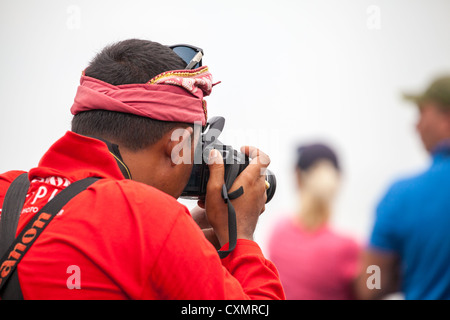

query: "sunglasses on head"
left=169, top=43, right=207, bottom=132
left=169, top=44, right=204, bottom=70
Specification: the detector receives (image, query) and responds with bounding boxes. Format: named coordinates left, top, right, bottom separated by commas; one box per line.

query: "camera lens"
left=265, top=169, right=276, bottom=203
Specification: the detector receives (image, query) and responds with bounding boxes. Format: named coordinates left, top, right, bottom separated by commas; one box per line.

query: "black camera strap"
left=0, top=173, right=30, bottom=257
left=0, top=173, right=30, bottom=300
left=217, top=184, right=244, bottom=259
left=85, top=136, right=132, bottom=180
left=0, top=174, right=99, bottom=299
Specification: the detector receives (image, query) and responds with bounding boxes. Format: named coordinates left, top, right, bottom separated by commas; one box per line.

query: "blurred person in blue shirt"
left=354, top=76, right=450, bottom=300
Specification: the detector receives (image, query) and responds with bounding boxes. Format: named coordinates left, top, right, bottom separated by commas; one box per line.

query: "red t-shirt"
left=0, top=131, right=285, bottom=300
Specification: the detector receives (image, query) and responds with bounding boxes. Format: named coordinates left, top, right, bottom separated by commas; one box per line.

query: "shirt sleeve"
left=149, top=206, right=285, bottom=300
left=369, top=182, right=404, bottom=253
left=220, top=240, right=286, bottom=300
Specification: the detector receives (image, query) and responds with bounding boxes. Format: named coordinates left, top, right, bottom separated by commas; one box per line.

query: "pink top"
left=268, top=217, right=361, bottom=300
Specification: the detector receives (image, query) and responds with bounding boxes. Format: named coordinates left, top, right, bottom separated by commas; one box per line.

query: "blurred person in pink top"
left=268, top=143, right=361, bottom=300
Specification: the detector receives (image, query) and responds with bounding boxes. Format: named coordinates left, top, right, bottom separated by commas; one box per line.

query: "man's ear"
left=165, top=126, right=194, bottom=166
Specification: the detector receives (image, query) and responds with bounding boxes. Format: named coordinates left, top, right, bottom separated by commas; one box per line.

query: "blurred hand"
left=204, top=146, right=270, bottom=247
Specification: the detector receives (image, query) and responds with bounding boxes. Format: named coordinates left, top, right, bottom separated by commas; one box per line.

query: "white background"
left=1, top=0, right=450, bottom=257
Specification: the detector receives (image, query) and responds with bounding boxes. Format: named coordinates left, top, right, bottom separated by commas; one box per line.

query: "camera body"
left=180, top=116, right=276, bottom=203
left=181, top=144, right=249, bottom=199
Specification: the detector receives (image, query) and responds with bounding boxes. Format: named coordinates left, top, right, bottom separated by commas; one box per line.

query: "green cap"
left=403, top=76, right=450, bottom=109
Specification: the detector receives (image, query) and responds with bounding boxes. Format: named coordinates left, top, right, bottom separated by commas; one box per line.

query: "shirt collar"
left=431, top=138, right=450, bottom=160
left=28, top=131, right=128, bottom=182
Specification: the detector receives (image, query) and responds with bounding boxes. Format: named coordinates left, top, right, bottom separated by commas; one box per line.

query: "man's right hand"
left=204, top=146, right=270, bottom=248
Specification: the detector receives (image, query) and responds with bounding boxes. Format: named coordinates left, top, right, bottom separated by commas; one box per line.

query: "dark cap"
left=296, top=143, right=340, bottom=172
left=403, top=76, right=450, bottom=108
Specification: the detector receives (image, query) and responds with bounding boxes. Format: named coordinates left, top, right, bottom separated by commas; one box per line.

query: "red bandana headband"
left=70, top=66, right=213, bottom=126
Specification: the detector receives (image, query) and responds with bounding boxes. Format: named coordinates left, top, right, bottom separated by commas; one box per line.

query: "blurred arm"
left=353, top=248, right=401, bottom=300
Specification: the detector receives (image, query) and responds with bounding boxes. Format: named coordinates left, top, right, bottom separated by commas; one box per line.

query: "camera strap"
left=0, top=175, right=100, bottom=299
left=0, top=173, right=30, bottom=300
left=85, top=136, right=132, bottom=180
left=217, top=184, right=244, bottom=259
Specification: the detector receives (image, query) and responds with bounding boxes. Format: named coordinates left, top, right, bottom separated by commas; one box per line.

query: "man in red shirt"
left=0, top=39, right=285, bottom=300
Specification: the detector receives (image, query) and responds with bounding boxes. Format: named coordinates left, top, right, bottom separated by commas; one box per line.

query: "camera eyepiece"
left=180, top=116, right=276, bottom=203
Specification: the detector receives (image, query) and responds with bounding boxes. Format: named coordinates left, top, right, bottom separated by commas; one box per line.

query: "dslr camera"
left=181, top=116, right=276, bottom=203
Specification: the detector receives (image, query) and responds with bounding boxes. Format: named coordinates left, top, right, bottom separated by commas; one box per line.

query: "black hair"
left=296, top=143, right=340, bottom=172
left=71, top=39, right=190, bottom=151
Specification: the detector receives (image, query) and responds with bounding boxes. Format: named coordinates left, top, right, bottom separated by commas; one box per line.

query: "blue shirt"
left=370, top=143, right=450, bottom=300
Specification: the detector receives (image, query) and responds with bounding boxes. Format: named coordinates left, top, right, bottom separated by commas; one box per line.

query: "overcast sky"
left=1, top=0, right=450, bottom=254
